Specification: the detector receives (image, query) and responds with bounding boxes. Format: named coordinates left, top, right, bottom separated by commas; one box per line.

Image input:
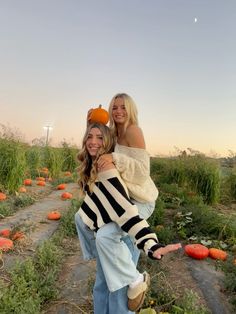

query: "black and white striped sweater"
left=78, top=168, right=160, bottom=256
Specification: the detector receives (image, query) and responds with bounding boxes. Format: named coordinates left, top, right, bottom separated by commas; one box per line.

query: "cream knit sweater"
left=112, top=144, right=158, bottom=203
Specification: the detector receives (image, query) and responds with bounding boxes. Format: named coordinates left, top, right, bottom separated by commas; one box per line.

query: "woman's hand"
left=153, top=243, right=182, bottom=260
left=97, top=154, right=113, bottom=171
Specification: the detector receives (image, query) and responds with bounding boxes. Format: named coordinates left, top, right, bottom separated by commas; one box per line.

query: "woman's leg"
left=94, top=255, right=134, bottom=314
left=95, top=222, right=140, bottom=292
left=74, top=212, right=96, bottom=260
left=95, top=201, right=155, bottom=291
left=93, top=256, right=109, bottom=314
left=75, top=212, right=111, bottom=313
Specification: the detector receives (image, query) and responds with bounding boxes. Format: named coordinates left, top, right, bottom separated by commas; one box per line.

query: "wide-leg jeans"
left=74, top=200, right=155, bottom=314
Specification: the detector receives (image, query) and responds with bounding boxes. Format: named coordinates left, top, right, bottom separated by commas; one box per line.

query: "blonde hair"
left=108, top=93, right=138, bottom=138
left=77, top=123, right=114, bottom=195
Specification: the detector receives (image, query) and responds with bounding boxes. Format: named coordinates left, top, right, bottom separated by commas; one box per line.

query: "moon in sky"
left=194, top=17, right=198, bottom=23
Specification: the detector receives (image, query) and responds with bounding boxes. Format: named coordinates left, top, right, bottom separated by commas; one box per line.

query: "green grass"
left=0, top=199, right=81, bottom=313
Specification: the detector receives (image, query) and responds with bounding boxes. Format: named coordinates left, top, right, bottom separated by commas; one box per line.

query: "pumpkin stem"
left=98, top=104, right=102, bottom=108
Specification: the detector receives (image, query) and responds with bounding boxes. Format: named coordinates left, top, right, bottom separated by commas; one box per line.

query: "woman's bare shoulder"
left=126, top=125, right=145, bottom=148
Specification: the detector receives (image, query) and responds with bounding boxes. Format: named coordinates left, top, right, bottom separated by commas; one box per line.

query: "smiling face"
left=112, top=97, right=128, bottom=125
left=86, top=127, right=103, bottom=159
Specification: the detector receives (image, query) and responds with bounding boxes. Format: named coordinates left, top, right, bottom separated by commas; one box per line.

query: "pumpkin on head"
left=89, top=105, right=109, bottom=125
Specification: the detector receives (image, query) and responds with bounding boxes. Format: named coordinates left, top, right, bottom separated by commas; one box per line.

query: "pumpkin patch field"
left=0, top=131, right=236, bottom=313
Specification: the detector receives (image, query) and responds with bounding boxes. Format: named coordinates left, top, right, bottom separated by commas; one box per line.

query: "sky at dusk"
left=0, top=0, right=235, bottom=157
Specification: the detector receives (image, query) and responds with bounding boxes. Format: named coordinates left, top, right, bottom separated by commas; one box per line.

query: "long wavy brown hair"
left=77, top=123, right=114, bottom=195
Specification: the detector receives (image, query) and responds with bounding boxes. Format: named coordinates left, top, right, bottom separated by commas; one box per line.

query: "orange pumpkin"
left=11, top=231, right=25, bottom=241
left=36, top=177, right=46, bottom=181
left=57, top=183, right=66, bottom=190
left=64, top=171, right=71, bottom=177
left=47, top=211, right=61, bottom=220
left=209, top=248, right=227, bottom=261
left=24, top=179, right=32, bottom=186
left=61, top=192, right=73, bottom=200
left=0, top=192, right=7, bottom=201
left=41, top=167, right=49, bottom=172
left=37, top=180, right=46, bottom=186
left=185, top=244, right=209, bottom=260
left=89, top=105, right=109, bottom=125
left=0, top=229, right=11, bottom=238
left=0, top=237, right=14, bottom=251
left=19, top=186, right=27, bottom=193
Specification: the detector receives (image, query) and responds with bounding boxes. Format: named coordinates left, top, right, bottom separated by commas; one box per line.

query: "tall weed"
left=151, top=156, right=220, bottom=204
left=0, top=138, right=27, bottom=193
left=25, top=146, right=42, bottom=178
left=60, top=140, right=78, bottom=172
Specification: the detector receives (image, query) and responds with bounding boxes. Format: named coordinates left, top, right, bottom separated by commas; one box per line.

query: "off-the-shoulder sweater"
left=112, top=144, right=158, bottom=203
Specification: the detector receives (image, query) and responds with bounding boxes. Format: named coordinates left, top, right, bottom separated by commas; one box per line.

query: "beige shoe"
left=127, top=272, right=150, bottom=311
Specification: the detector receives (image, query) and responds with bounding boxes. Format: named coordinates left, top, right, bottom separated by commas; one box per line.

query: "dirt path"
left=0, top=185, right=234, bottom=314
left=0, top=183, right=79, bottom=268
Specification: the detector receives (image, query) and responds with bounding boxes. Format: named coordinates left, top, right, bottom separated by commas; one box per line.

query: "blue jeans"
left=75, top=200, right=155, bottom=314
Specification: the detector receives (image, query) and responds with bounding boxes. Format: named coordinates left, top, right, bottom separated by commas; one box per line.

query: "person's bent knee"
left=96, top=223, right=124, bottom=247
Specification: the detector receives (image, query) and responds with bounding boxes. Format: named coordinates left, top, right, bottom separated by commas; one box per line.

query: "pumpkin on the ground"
left=61, top=192, right=72, bottom=200
left=36, top=177, right=46, bottom=181
left=185, top=244, right=209, bottom=260
left=0, top=237, right=14, bottom=251
left=57, top=183, right=66, bottom=190
left=47, top=211, right=61, bottom=220
left=0, top=192, right=7, bottom=201
left=41, top=167, right=49, bottom=173
left=11, top=231, right=25, bottom=241
left=89, top=105, right=109, bottom=125
left=0, top=229, right=11, bottom=238
left=37, top=180, right=46, bottom=186
left=64, top=171, right=71, bottom=177
left=19, top=186, right=27, bottom=193
left=209, top=248, right=227, bottom=261
left=24, top=179, right=32, bottom=186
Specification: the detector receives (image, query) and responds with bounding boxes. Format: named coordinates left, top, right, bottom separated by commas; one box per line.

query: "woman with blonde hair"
left=75, top=122, right=181, bottom=314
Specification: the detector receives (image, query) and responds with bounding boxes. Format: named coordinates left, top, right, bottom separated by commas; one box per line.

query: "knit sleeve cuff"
left=147, top=243, right=165, bottom=260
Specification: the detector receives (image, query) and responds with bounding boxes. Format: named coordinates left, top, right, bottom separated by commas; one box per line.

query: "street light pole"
left=43, top=126, right=53, bottom=146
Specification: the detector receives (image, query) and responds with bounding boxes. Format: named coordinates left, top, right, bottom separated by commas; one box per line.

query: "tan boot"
left=127, top=272, right=150, bottom=311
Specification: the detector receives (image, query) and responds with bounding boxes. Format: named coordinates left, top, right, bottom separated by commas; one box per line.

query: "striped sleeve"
left=99, top=170, right=159, bottom=254
left=79, top=169, right=160, bottom=256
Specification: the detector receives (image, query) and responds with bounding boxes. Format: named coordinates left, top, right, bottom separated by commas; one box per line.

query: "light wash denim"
left=75, top=200, right=155, bottom=314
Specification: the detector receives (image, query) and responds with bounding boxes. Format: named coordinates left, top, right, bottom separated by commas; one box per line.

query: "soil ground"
left=0, top=183, right=234, bottom=314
